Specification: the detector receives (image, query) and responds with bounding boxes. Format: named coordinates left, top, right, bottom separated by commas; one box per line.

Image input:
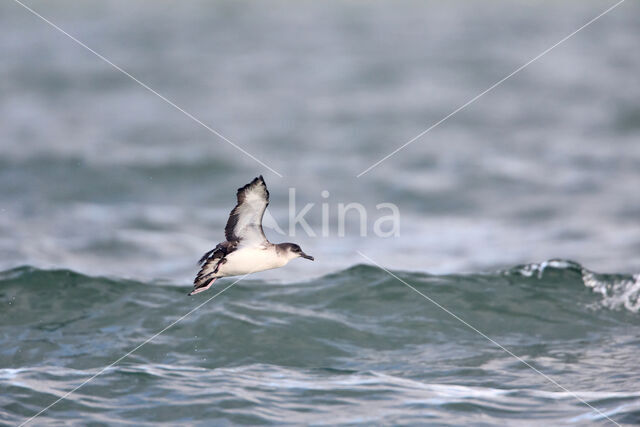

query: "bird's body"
left=189, top=176, right=313, bottom=296
left=220, top=246, right=287, bottom=276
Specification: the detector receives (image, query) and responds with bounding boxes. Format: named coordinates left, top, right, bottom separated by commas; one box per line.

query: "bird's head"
left=278, top=243, right=314, bottom=261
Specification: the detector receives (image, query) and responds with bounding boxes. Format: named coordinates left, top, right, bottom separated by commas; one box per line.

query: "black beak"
left=300, top=252, right=314, bottom=261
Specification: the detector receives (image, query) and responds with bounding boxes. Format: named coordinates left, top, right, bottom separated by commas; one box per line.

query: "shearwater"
left=189, top=176, right=314, bottom=295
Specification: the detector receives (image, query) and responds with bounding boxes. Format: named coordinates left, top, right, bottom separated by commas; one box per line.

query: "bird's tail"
left=188, top=277, right=217, bottom=296
left=189, top=257, right=223, bottom=296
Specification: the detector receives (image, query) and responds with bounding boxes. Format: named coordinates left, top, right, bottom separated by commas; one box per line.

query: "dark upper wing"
left=194, top=241, right=236, bottom=289
left=224, top=176, right=269, bottom=246
left=197, top=240, right=235, bottom=265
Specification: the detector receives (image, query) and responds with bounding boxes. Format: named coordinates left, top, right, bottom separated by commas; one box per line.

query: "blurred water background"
left=1, top=0, right=639, bottom=425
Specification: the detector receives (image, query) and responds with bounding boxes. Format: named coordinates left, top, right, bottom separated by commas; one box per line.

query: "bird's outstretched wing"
left=224, top=175, right=269, bottom=246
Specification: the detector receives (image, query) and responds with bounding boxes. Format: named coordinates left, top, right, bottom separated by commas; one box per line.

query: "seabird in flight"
left=189, top=176, right=314, bottom=296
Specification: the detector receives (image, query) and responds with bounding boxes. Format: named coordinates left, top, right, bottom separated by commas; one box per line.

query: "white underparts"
left=216, top=246, right=291, bottom=277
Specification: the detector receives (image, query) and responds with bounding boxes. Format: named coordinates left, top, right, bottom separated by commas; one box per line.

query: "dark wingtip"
left=237, top=176, right=264, bottom=195
left=259, top=175, right=269, bottom=199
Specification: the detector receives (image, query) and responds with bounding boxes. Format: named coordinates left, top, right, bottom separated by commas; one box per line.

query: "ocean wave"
left=3, top=261, right=640, bottom=426
left=504, top=259, right=640, bottom=312
left=3, top=260, right=638, bottom=314
left=4, top=363, right=640, bottom=426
